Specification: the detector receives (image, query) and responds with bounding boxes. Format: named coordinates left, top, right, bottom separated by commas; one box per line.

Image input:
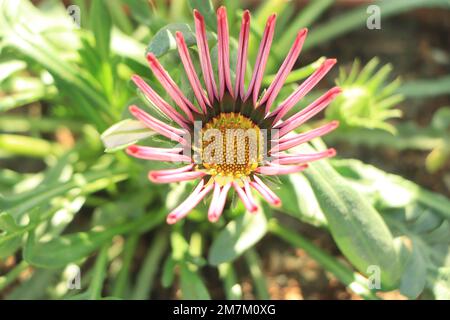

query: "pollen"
left=198, top=113, right=263, bottom=184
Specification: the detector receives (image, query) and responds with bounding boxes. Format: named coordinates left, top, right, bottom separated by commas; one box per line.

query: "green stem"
left=0, top=116, right=83, bottom=133
left=268, top=219, right=380, bottom=300
left=0, top=134, right=63, bottom=158
left=0, top=260, right=29, bottom=291
left=243, top=249, right=270, bottom=300
left=218, top=263, right=242, bottom=300
left=88, top=243, right=110, bottom=300
left=111, top=233, right=139, bottom=298
left=131, top=228, right=169, bottom=300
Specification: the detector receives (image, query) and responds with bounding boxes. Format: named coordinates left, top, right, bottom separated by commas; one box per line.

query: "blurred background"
left=0, top=0, right=449, bottom=300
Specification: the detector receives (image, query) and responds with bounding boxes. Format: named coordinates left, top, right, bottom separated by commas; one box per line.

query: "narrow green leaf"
left=304, top=0, right=450, bottom=50
left=23, top=210, right=165, bottom=268
left=131, top=229, right=168, bottom=299
left=161, top=256, right=176, bottom=288
left=90, top=0, right=112, bottom=59
left=397, top=75, right=450, bottom=98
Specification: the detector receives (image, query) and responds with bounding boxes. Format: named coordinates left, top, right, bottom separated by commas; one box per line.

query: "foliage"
left=0, top=0, right=449, bottom=300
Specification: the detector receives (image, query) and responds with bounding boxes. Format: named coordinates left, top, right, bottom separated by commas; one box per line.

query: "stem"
left=88, top=243, right=110, bottom=300
left=218, top=263, right=242, bottom=300
left=243, top=249, right=270, bottom=300
left=0, top=260, right=29, bottom=291
left=0, top=134, right=62, bottom=158
left=131, top=229, right=169, bottom=300
left=268, top=219, right=380, bottom=300
left=111, top=233, right=139, bottom=298
left=0, top=116, right=83, bottom=133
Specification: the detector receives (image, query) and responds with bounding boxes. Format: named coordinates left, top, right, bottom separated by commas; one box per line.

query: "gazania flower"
left=125, top=7, right=340, bottom=224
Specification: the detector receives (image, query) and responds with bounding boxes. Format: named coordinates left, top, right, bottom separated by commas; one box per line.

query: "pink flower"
left=126, top=7, right=340, bottom=224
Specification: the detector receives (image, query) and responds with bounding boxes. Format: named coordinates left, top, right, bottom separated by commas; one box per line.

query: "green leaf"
left=0, top=212, right=22, bottom=258
left=2, top=168, right=127, bottom=221
left=179, top=264, right=210, bottom=299
left=0, top=212, right=20, bottom=232
left=0, top=134, right=60, bottom=158
left=275, top=0, right=333, bottom=54
left=399, top=239, right=427, bottom=298
left=332, top=158, right=450, bottom=298
left=397, top=75, right=450, bottom=98
left=188, top=0, right=216, bottom=31
left=101, top=119, right=155, bottom=152
left=277, top=174, right=326, bottom=227
left=147, top=23, right=214, bottom=58
left=131, top=230, right=168, bottom=299
left=24, top=227, right=116, bottom=269
left=428, top=267, right=450, bottom=300
left=0, top=60, right=26, bottom=82
left=90, top=0, right=112, bottom=59
left=0, top=0, right=113, bottom=128
left=303, top=146, right=403, bottom=289
left=304, top=0, right=450, bottom=50
left=23, top=210, right=165, bottom=268
left=161, top=256, right=176, bottom=288
left=4, top=269, right=59, bottom=300
left=332, top=159, right=450, bottom=219
left=208, top=206, right=267, bottom=266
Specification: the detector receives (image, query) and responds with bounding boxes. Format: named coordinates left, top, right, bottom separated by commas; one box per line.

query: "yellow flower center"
left=198, top=113, right=263, bottom=185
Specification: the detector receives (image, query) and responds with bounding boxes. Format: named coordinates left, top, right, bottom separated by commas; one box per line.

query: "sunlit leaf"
left=208, top=205, right=267, bottom=266
left=100, top=119, right=154, bottom=152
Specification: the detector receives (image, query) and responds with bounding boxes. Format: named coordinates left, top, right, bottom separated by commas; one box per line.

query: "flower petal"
left=217, top=6, right=234, bottom=100
left=208, top=182, right=231, bottom=222
left=129, top=105, right=187, bottom=145
left=245, top=14, right=277, bottom=106
left=176, top=31, right=210, bottom=113
left=260, top=29, right=308, bottom=113
left=251, top=175, right=281, bottom=207
left=131, top=75, right=189, bottom=129
left=234, top=10, right=250, bottom=100
left=146, top=53, right=197, bottom=121
left=270, top=58, right=337, bottom=123
left=272, top=120, right=339, bottom=152
left=167, top=180, right=213, bottom=224
left=194, top=9, right=218, bottom=104
left=272, top=148, right=336, bottom=165
left=255, top=163, right=308, bottom=175
left=233, top=181, right=258, bottom=213
left=149, top=170, right=205, bottom=183
left=126, top=145, right=191, bottom=162
left=275, top=87, right=341, bottom=138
